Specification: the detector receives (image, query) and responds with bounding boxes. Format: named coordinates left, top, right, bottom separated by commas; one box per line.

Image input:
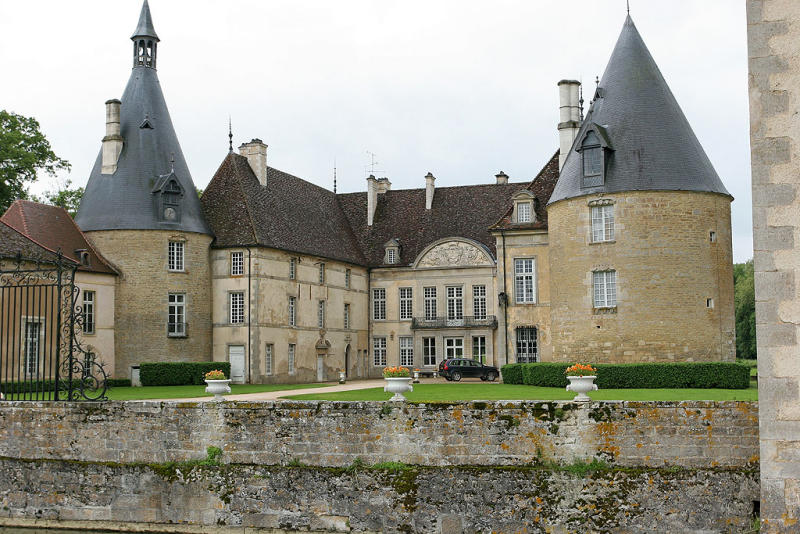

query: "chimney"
left=557, top=79, right=582, bottom=170
left=367, top=175, right=378, bottom=226
left=239, top=138, right=268, bottom=186
left=495, top=171, right=509, bottom=185
left=101, top=99, right=124, bottom=174
left=376, top=177, right=391, bottom=194
left=425, top=172, right=435, bottom=209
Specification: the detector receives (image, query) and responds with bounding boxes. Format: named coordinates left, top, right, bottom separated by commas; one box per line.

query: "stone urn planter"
left=566, top=375, right=598, bottom=402
left=384, top=377, right=413, bottom=402
left=205, top=379, right=231, bottom=401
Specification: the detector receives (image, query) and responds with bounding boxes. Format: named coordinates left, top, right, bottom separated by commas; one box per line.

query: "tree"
left=39, top=179, right=84, bottom=217
left=734, top=260, right=756, bottom=360
left=0, top=110, right=71, bottom=213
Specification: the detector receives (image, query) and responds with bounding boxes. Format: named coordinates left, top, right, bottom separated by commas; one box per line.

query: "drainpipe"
left=246, top=246, right=252, bottom=384
left=366, top=268, right=372, bottom=378
left=500, top=230, right=509, bottom=367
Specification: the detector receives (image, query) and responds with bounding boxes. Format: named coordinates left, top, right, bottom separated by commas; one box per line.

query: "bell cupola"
left=132, top=0, right=159, bottom=68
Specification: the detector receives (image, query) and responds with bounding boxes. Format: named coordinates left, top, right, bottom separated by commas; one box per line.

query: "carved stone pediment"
left=416, top=240, right=492, bottom=268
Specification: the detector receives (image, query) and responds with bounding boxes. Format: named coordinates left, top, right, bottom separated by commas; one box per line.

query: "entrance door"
left=317, top=355, right=324, bottom=382
left=228, top=345, right=246, bottom=384
left=344, top=345, right=351, bottom=378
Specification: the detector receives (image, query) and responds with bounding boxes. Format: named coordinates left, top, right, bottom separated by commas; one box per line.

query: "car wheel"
left=480, top=376, right=487, bottom=381
left=451, top=372, right=462, bottom=382
left=487, top=371, right=498, bottom=382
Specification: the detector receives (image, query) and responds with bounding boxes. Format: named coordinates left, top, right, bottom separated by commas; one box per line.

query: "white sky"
left=0, top=0, right=753, bottom=262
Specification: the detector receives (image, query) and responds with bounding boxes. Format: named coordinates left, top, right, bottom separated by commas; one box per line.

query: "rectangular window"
left=265, top=344, right=273, bottom=376
left=345, top=268, right=351, bottom=289
left=344, top=303, right=351, bottom=329
left=288, top=344, right=296, bottom=375
left=167, top=293, right=186, bottom=337
left=168, top=241, right=184, bottom=272
left=518, top=202, right=531, bottom=223
left=472, top=336, right=487, bottom=364
left=593, top=270, right=617, bottom=308
left=373, top=337, right=387, bottom=366
left=372, top=288, right=386, bottom=320
left=591, top=205, right=615, bottom=242
left=424, top=287, right=437, bottom=321
left=319, top=263, right=325, bottom=284
left=230, top=292, right=245, bottom=324
left=514, top=258, right=536, bottom=304
left=472, top=285, right=486, bottom=320
left=445, top=337, right=464, bottom=358
left=23, top=319, right=41, bottom=375
left=423, top=337, right=437, bottom=366
left=516, top=327, right=538, bottom=363
left=230, top=251, right=244, bottom=275
left=446, top=286, right=463, bottom=321
left=288, top=296, right=296, bottom=327
left=583, top=146, right=602, bottom=176
left=399, top=287, right=413, bottom=320
left=289, top=258, right=296, bottom=280
left=318, top=300, right=326, bottom=329
left=399, top=337, right=414, bottom=367
left=82, top=290, right=95, bottom=335
left=387, top=249, right=397, bottom=264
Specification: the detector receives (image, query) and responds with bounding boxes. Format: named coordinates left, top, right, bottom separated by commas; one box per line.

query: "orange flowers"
left=383, top=366, right=411, bottom=378
left=204, top=369, right=227, bottom=380
left=565, top=364, right=597, bottom=377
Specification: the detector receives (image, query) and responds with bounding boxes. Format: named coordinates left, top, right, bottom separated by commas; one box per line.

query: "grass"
left=105, top=382, right=331, bottom=400
left=283, top=382, right=758, bottom=402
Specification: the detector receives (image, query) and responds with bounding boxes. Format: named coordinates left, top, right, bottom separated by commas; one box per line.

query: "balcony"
left=411, top=315, right=497, bottom=330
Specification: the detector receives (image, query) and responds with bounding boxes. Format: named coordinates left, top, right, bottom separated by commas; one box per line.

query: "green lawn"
left=105, top=382, right=331, bottom=401
left=283, top=382, right=758, bottom=402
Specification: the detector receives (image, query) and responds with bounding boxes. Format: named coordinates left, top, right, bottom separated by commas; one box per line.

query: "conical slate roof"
left=548, top=16, right=730, bottom=205
left=132, top=0, right=158, bottom=40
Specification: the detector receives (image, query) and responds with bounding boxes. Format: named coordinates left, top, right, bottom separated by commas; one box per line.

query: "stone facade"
left=75, top=271, right=116, bottom=377
left=747, top=0, right=800, bottom=530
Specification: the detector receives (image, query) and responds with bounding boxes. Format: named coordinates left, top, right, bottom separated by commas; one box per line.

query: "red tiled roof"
left=0, top=219, right=68, bottom=263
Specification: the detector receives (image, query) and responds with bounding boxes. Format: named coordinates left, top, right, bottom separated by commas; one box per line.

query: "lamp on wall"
left=498, top=292, right=508, bottom=307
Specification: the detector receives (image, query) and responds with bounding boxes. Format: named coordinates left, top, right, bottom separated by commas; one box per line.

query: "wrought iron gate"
left=0, top=253, right=108, bottom=401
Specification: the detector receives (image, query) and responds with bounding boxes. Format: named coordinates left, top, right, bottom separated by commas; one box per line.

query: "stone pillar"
left=239, top=139, right=268, bottom=186
left=557, top=80, right=581, bottom=170
left=367, top=175, right=378, bottom=226
left=747, top=1, right=800, bottom=530
left=101, top=99, right=123, bottom=175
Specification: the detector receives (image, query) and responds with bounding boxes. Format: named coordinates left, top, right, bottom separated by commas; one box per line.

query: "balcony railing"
left=411, top=315, right=497, bottom=330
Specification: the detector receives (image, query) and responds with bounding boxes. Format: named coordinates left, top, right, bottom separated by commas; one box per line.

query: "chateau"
left=2, top=2, right=735, bottom=384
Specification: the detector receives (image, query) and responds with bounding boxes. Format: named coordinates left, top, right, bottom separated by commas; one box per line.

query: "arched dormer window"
left=577, top=124, right=614, bottom=189
left=511, top=190, right=537, bottom=224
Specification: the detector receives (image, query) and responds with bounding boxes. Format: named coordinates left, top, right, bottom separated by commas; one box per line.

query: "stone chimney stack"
left=557, top=79, right=582, bottom=170
left=239, top=138, right=268, bottom=186
left=425, top=172, right=435, bottom=209
left=101, top=99, right=124, bottom=175
left=495, top=171, right=509, bottom=185
left=367, top=175, right=378, bottom=226
left=376, top=177, right=391, bottom=194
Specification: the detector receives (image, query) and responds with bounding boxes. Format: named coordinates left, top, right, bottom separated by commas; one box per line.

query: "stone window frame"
left=21, top=316, right=44, bottom=375
left=423, top=337, right=437, bottom=367
left=399, top=336, right=414, bottom=366
left=446, top=285, right=464, bottom=322
left=265, top=343, right=274, bottom=376
left=288, top=344, right=296, bottom=375
left=515, top=326, right=538, bottom=363
left=167, top=293, right=186, bottom=338
left=372, top=336, right=387, bottom=366
left=167, top=239, right=185, bottom=272
left=588, top=199, right=615, bottom=243
left=344, top=303, right=351, bottom=330
left=318, top=299, right=326, bottom=329
left=230, top=251, right=244, bottom=276
left=229, top=291, right=245, bottom=325
left=289, top=257, right=297, bottom=280
left=82, top=290, right=95, bottom=335
left=372, top=288, right=387, bottom=321
left=288, top=296, right=297, bottom=327
left=423, top=286, right=437, bottom=321
left=514, top=258, right=537, bottom=304
left=593, top=269, right=617, bottom=310
left=399, top=287, right=413, bottom=321
left=472, top=285, right=487, bottom=320
left=511, top=191, right=537, bottom=224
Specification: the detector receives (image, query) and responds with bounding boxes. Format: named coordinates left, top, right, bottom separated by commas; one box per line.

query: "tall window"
left=373, top=337, right=387, bottom=366
left=591, top=205, right=615, bottom=242
left=230, top=292, right=245, bottom=324
left=168, top=241, right=184, bottom=271
left=265, top=344, right=273, bottom=376
left=289, top=258, right=296, bottom=280
left=344, top=303, right=351, bottom=329
left=372, top=288, right=386, bottom=320
left=445, top=337, right=464, bottom=358
left=516, top=327, right=538, bottom=363
left=517, top=202, right=531, bottom=223
left=387, top=249, right=397, bottom=264
left=472, top=285, right=486, bottom=320
left=23, top=319, right=41, bottom=375
left=82, top=290, right=95, bottom=334
left=399, top=287, right=413, bottom=320
left=423, top=337, right=436, bottom=366
left=345, top=269, right=351, bottom=289
left=424, top=287, right=437, bottom=320
left=318, top=300, right=326, bottom=328
left=288, top=344, right=296, bottom=375
left=514, top=258, right=536, bottom=304
left=582, top=131, right=602, bottom=176
left=318, top=263, right=325, bottom=284
left=399, top=337, right=414, bottom=366
left=593, top=270, right=617, bottom=308
left=231, top=251, right=244, bottom=275
left=288, top=296, right=296, bottom=327
left=446, top=286, right=463, bottom=321
left=168, top=293, right=186, bottom=336
left=472, top=336, right=486, bottom=363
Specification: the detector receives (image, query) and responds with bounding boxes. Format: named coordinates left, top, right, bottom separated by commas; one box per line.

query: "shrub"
left=139, top=362, right=232, bottom=386
left=501, top=362, right=750, bottom=389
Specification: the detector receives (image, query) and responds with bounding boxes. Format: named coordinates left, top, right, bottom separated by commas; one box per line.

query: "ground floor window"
left=373, top=337, right=387, bottom=366
left=23, top=319, right=42, bottom=375
left=288, top=344, right=296, bottom=375
left=516, top=327, right=538, bottom=363
left=423, top=337, right=436, bottom=366
left=472, top=336, right=486, bottom=364
left=168, top=293, right=186, bottom=337
left=265, top=344, right=273, bottom=376
left=445, top=337, right=464, bottom=359
left=399, top=336, right=413, bottom=366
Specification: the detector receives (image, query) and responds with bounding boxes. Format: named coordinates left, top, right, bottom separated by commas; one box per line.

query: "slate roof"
left=132, top=0, right=159, bottom=40
left=0, top=219, right=66, bottom=263
left=549, top=15, right=731, bottom=205
left=2, top=201, right=118, bottom=274
left=491, top=151, right=560, bottom=230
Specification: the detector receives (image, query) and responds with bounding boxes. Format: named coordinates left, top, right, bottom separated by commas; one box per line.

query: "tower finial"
left=627, top=0, right=630, bottom=14
left=333, top=158, right=337, bottom=194
left=579, top=83, right=584, bottom=121
left=132, top=0, right=159, bottom=68
left=228, top=116, right=233, bottom=153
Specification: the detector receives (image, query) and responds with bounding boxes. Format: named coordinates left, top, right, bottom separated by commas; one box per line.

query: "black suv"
left=438, top=359, right=499, bottom=382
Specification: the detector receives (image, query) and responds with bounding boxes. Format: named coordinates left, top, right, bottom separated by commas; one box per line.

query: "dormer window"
left=517, top=202, right=531, bottom=223
left=388, top=248, right=397, bottom=264
left=153, top=175, right=184, bottom=223
left=384, top=238, right=401, bottom=265
left=511, top=191, right=536, bottom=224
left=577, top=124, right=613, bottom=189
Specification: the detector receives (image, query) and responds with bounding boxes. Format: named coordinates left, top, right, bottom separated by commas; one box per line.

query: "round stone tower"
left=546, top=16, right=735, bottom=363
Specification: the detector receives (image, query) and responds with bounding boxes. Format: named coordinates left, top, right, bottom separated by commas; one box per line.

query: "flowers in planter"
left=565, top=364, right=597, bottom=377
left=383, top=366, right=411, bottom=378
left=204, top=369, right=227, bottom=381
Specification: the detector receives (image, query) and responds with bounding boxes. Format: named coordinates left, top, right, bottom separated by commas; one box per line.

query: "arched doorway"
left=344, top=344, right=351, bottom=378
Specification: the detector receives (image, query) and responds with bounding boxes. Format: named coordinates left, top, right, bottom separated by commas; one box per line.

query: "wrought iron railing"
left=411, top=315, right=498, bottom=330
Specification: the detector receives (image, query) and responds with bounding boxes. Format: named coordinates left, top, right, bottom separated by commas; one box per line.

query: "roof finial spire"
left=333, top=158, right=337, bottom=194
left=579, top=83, right=584, bottom=121
left=627, top=0, right=630, bottom=14
left=228, top=116, right=233, bottom=153
left=169, top=152, right=175, bottom=173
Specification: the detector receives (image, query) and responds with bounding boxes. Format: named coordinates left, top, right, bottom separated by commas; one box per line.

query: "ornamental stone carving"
left=417, top=240, right=491, bottom=268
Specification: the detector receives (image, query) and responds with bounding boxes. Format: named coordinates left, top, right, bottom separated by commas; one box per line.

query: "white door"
left=317, top=355, right=324, bottom=382
left=228, top=345, right=246, bottom=384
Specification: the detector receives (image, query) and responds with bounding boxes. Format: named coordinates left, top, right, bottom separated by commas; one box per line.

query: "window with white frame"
left=318, top=300, right=326, bottom=328
left=517, top=202, right=532, bottom=223
left=472, top=285, right=486, bottom=320
left=318, top=263, right=325, bottom=285
left=344, top=303, right=350, bottom=329
left=372, top=288, right=386, bottom=320
left=445, top=337, right=464, bottom=358
left=399, top=337, right=413, bottom=366
left=472, top=336, right=486, bottom=364
left=446, top=286, right=463, bottom=321
left=345, top=269, right=351, bottom=288
left=373, top=337, right=387, bottom=366
left=387, top=248, right=397, bottom=264
left=423, top=337, right=436, bottom=366
left=514, top=258, right=536, bottom=304
left=231, top=251, right=244, bottom=275
left=167, top=293, right=186, bottom=336
left=289, top=258, right=296, bottom=280
left=82, top=290, right=95, bottom=334
left=516, top=327, right=538, bottom=363
left=399, top=287, right=413, bottom=320
left=288, top=296, right=296, bottom=327
left=230, top=291, right=245, bottom=324
left=591, top=205, right=615, bottom=242
left=265, top=344, right=273, bottom=376
left=424, top=287, right=437, bottom=321
left=168, top=241, right=184, bottom=271
left=23, top=319, right=42, bottom=375
left=288, top=344, right=296, bottom=375
left=593, top=270, right=617, bottom=308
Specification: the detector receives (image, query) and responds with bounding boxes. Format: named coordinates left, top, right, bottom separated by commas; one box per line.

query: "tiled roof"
left=0, top=219, right=68, bottom=264
left=2, top=201, right=118, bottom=274
left=491, top=151, right=560, bottom=230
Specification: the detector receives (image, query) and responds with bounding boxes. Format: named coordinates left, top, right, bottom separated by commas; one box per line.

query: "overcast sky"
left=0, top=0, right=753, bottom=261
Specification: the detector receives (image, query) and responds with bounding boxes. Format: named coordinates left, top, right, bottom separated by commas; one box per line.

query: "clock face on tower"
left=164, top=207, right=176, bottom=220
